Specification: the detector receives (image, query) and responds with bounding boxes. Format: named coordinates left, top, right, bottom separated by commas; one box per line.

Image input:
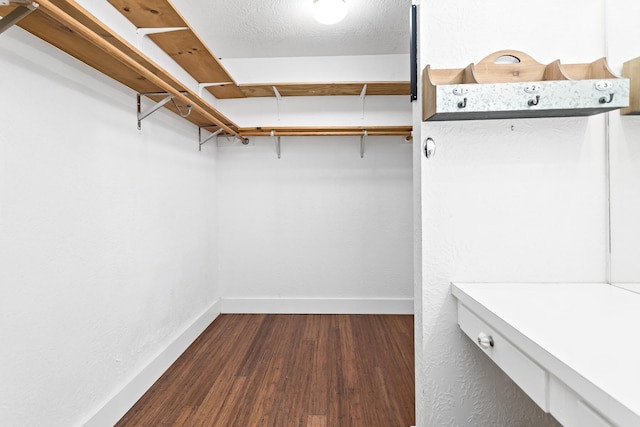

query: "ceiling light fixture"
left=313, top=0, right=348, bottom=25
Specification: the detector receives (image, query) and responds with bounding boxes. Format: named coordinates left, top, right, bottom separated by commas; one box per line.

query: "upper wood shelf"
left=239, top=82, right=410, bottom=98
left=0, top=0, right=412, bottom=140
left=1, top=0, right=239, bottom=133
left=106, top=0, right=410, bottom=99
left=106, top=0, right=245, bottom=99
left=423, top=50, right=630, bottom=121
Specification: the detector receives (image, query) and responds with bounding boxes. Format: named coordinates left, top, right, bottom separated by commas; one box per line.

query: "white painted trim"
left=81, top=299, right=222, bottom=427
left=221, top=297, right=414, bottom=314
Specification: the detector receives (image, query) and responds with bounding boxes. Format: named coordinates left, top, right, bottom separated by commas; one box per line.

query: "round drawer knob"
left=477, top=332, right=494, bottom=348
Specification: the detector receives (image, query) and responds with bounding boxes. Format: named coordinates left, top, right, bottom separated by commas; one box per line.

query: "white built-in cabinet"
left=452, top=283, right=640, bottom=427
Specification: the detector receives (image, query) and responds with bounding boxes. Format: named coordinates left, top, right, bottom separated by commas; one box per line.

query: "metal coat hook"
left=457, top=98, right=467, bottom=108
left=360, top=130, right=368, bottom=158
left=528, top=95, right=540, bottom=106
left=171, top=98, right=193, bottom=118
left=599, top=93, right=614, bottom=104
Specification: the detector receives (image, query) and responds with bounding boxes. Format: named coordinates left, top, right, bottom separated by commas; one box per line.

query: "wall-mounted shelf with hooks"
left=622, top=56, right=640, bottom=115
left=423, top=50, right=629, bottom=121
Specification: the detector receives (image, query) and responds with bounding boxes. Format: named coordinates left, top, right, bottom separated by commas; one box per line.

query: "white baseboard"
left=82, top=299, right=221, bottom=427
left=221, top=297, right=414, bottom=314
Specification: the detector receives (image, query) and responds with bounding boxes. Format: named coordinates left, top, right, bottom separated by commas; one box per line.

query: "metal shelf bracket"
left=198, top=82, right=234, bottom=97
left=360, top=129, right=368, bottom=158
left=271, top=130, right=281, bottom=159
left=198, top=126, right=223, bottom=151
left=360, top=84, right=368, bottom=119
left=273, top=86, right=282, bottom=121
left=136, top=26, right=188, bottom=49
left=0, top=1, right=39, bottom=35
left=137, top=92, right=192, bottom=130
left=137, top=92, right=172, bottom=130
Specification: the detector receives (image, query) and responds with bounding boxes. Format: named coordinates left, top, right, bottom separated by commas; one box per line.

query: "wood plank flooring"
left=116, top=314, right=415, bottom=427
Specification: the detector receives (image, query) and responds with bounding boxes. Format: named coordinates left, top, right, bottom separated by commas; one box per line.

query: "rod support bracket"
left=360, top=129, right=368, bottom=158
left=171, top=98, right=193, bottom=118
left=0, top=1, right=39, bottom=35
left=271, top=130, right=281, bottom=159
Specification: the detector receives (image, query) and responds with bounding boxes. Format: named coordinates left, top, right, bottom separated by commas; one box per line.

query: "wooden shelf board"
left=104, top=0, right=186, bottom=28
left=105, top=0, right=410, bottom=99
left=1, top=5, right=157, bottom=95
left=2, top=0, right=238, bottom=131
left=238, top=126, right=413, bottom=137
left=106, top=0, right=245, bottom=99
left=2, top=1, right=411, bottom=140
left=239, top=82, right=411, bottom=98
left=150, top=31, right=245, bottom=99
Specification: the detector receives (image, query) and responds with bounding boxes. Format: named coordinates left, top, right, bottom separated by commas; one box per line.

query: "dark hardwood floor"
left=116, top=314, right=415, bottom=427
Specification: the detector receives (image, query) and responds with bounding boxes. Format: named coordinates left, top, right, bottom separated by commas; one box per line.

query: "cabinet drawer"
left=549, top=375, right=613, bottom=427
left=457, top=302, right=548, bottom=411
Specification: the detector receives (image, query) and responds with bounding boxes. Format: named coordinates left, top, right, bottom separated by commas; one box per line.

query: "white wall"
left=215, top=53, right=412, bottom=129
left=415, top=0, right=609, bottom=425
left=221, top=54, right=409, bottom=83
left=217, top=135, right=413, bottom=313
left=216, top=54, right=414, bottom=313
left=0, top=6, right=414, bottom=427
left=606, top=1, right=640, bottom=285
left=0, top=28, right=220, bottom=426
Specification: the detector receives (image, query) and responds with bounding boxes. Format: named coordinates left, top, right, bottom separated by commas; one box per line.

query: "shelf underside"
left=426, top=107, right=625, bottom=121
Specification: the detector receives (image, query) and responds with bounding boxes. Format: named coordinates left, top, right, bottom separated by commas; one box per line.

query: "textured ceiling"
left=170, top=0, right=412, bottom=59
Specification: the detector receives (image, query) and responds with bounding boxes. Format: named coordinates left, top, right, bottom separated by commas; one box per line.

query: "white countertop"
left=451, top=282, right=640, bottom=424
